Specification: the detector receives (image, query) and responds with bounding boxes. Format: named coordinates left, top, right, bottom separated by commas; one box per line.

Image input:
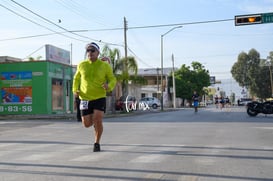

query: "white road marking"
left=145, top=173, right=165, bottom=179
left=179, top=175, right=198, bottom=181
left=130, top=154, right=167, bottom=163
left=70, top=152, right=112, bottom=161
left=254, top=127, right=273, bottom=130
left=20, top=153, right=54, bottom=161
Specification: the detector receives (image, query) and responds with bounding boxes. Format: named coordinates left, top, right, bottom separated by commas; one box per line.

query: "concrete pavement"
left=0, top=106, right=273, bottom=180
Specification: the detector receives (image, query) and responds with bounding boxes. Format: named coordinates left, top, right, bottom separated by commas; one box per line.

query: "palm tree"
left=116, top=56, right=138, bottom=96
left=28, top=56, right=42, bottom=61
left=100, top=44, right=121, bottom=113
left=100, top=44, right=139, bottom=96
left=100, top=44, right=121, bottom=73
left=100, top=45, right=139, bottom=112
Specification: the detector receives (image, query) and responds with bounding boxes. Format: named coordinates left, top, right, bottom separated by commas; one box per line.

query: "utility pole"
left=156, top=68, right=159, bottom=99
left=70, top=43, right=72, bottom=66
left=70, top=43, right=73, bottom=113
left=123, top=17, right=128, bottom=96
left=172, top=54, right=176, bottom=108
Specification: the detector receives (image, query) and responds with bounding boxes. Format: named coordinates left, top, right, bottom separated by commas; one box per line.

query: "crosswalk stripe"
left=130, top=154, right=167, bottom=163
left=145, top=173, right=165, bottom=179
left=179, top=175, right=199, bottom=181
left=19, top=153, right=55, bottom=161
left=70, top=152, right=112, bottom=161
left=0, top=143, right=15, bottom=148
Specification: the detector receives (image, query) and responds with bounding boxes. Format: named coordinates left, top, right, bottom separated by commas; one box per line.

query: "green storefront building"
left=0, top=45, right=74, bottom=115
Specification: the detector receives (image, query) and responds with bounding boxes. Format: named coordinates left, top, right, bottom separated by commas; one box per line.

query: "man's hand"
left=74, top=91, right=80, bottom=109
left=102, top=83, right=109, bottom=90
left=74, top=100, right=77, bottom=110
left=74, top=91, right=80, bottom=98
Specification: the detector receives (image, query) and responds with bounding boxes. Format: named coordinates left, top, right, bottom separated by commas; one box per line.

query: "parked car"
left=139, top=97, right=161, bottom=109
left=206, top=100, right=214, bottom=105
left=115, top=95, right=136, bottom=111
left=238, top=98, right=252, bottom=106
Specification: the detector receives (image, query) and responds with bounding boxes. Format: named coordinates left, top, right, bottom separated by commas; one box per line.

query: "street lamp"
left=171, top=54, right=176, bottom=108
left=160, top=26, right=183, bottom=111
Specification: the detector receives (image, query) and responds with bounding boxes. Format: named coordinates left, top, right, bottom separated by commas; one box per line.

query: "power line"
left=0, top=31, right=68, bottom=41
left=23, top=45, right=45, bottom=60
left=9, top=0, right=96, bottom=41
left=0, top=2, right=239, bottom=66
left=0, top=16, right=236, bottom=44
left=54, top=0, right=107, bottom=27
left=129, top=19, right=234, bottom=30
left=127, top=46, right=154, bottom=68
left=0, top=3, right=86, bottom=42
left=1, top=0, right=236, bottom=41
left=78, top=18, right=234, bottom=32
left=3, top=0, right=126, bottom=47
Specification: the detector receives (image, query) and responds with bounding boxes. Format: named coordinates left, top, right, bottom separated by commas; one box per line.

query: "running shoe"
left=93, top=143, right=100, bottom=152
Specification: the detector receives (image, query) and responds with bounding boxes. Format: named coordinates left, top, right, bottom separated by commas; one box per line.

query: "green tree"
left=173, top=61, right=210, bottom=106
left=231, top=51, right=249, bottom=87
left=231, top=49, right=272, bottom=99
left=252, top=59, right=270, bottom=99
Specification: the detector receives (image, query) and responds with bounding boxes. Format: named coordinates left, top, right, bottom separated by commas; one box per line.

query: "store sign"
left=45, top=44, right=70, bottom=65
left=210, top=76, right=216, bottom=84
left=0, top=71, right=33, bottom=113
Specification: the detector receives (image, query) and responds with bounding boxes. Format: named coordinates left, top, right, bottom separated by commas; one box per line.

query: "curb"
left=0, top=108, right=180, bottom=121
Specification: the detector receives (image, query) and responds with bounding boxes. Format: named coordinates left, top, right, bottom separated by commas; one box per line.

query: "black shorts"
left=80, top=98, right=106, bottom=116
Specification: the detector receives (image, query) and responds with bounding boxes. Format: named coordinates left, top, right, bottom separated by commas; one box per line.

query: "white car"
left=238, top=98, right=252, bottom=106
left=139, top=97, right=161, bottom=109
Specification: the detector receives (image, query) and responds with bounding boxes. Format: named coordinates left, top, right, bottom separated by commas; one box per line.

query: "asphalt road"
left=0, top=106, right=273, bottom=181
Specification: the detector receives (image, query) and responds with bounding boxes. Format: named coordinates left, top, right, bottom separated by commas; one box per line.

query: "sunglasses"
left=86, top=48, right=96, bottom=53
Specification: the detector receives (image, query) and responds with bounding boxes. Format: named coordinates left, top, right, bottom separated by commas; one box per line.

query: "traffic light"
left=235, top=14, right=262, bottom=26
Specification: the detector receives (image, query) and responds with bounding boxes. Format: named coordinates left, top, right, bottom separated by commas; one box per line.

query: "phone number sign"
left=0, top=105, right=32, bottom=113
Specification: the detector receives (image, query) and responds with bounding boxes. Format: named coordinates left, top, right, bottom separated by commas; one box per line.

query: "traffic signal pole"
left=235, top=12, right=273, bottom=26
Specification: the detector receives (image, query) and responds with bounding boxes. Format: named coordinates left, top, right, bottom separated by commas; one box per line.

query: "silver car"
left=139, top=97, right=161, bottom=109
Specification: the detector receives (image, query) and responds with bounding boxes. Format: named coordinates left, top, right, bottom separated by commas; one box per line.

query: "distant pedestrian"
left=219, top=96, right=224, bottom=109
left=192, top=91, right=199, bottom=113
left=215, top=95, right=219, bottom=108
left=225, top=96, right=230, bottom=106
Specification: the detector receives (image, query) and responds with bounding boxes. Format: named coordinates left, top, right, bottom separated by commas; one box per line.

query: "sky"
left=1, top=0, right=273, bottom=81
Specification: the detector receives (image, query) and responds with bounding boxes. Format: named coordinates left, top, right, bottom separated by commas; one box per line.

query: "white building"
left=128, top=67, right=174, bottom=107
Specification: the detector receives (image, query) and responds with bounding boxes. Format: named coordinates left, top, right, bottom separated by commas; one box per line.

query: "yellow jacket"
left=72, top=59, right=116, bottom=101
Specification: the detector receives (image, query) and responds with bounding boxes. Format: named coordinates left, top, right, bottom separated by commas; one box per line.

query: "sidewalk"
left=0, top=113, right=76, bottom=121
left=0, top=108, right=178, bottom=121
